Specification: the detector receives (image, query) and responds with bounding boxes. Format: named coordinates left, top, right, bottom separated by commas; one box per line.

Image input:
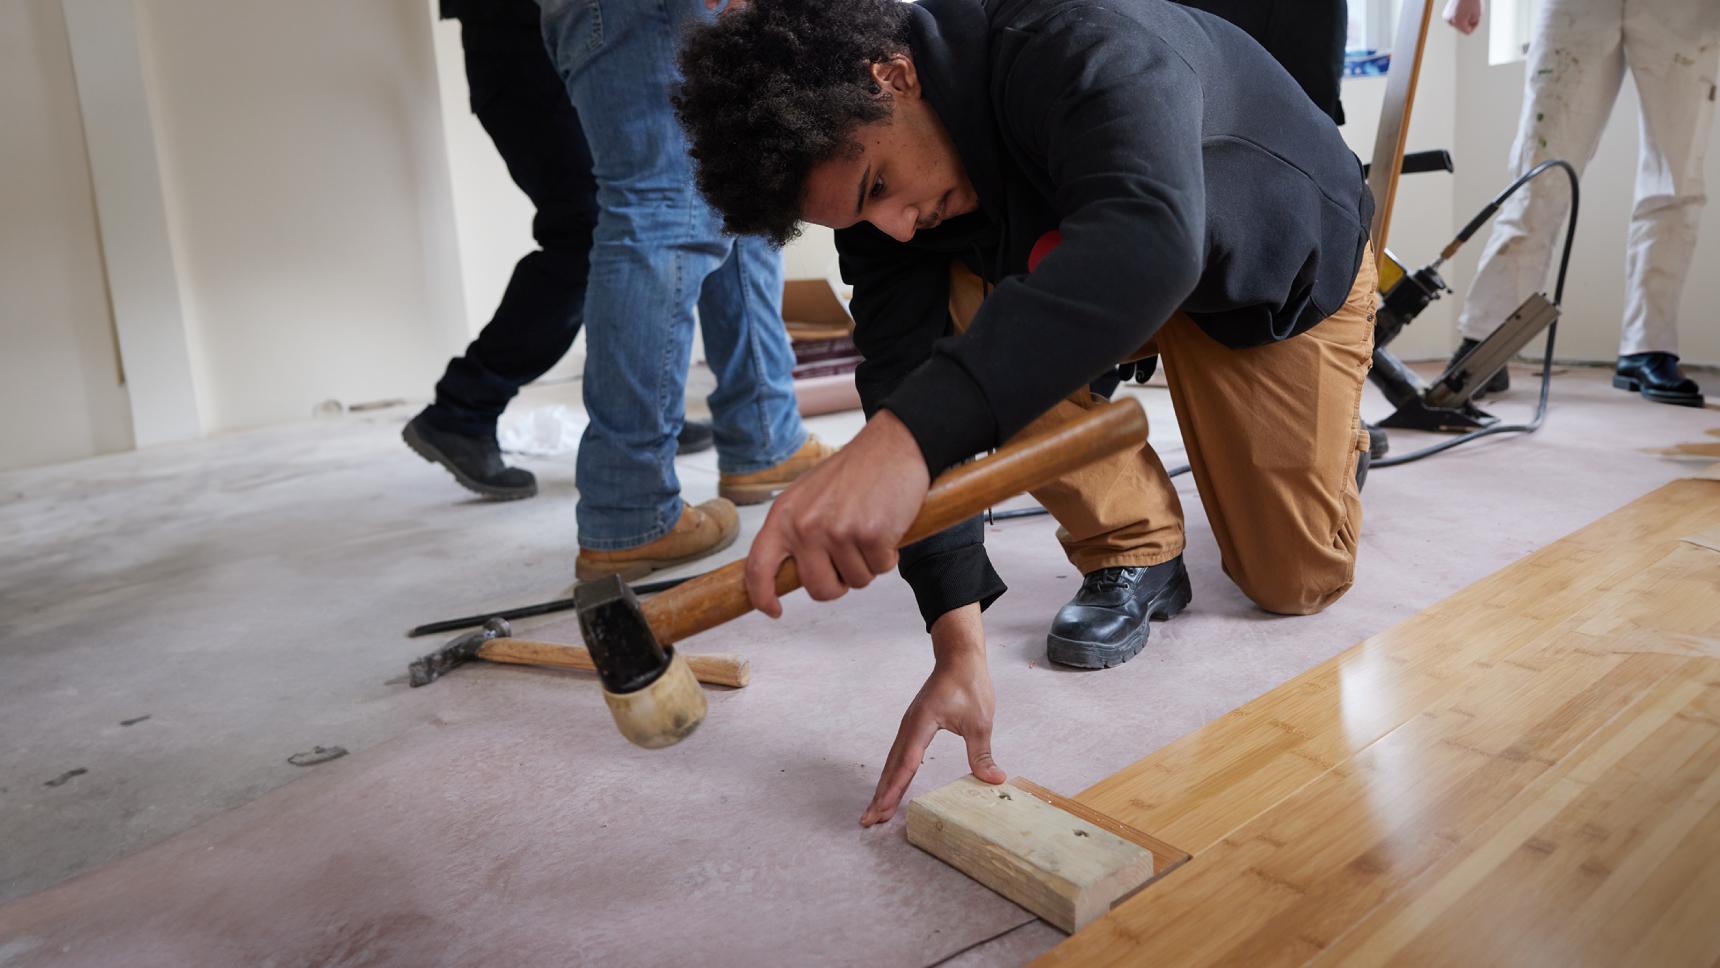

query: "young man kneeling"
left=675, top=0, right=1376, bottom=825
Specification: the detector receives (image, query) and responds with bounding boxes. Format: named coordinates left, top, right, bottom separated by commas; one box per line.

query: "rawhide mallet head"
left=575, top=574, right=706, bottom=749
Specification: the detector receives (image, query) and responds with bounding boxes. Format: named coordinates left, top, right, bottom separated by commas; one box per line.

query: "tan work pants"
left=948, top=248, right=1377, bottom=615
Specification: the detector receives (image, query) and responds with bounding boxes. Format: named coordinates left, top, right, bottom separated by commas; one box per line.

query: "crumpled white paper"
left=498, top=405, right=587, bottom=457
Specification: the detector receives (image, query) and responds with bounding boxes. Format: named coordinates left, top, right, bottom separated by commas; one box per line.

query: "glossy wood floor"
left=1037, top=473, right=1720, bottom=967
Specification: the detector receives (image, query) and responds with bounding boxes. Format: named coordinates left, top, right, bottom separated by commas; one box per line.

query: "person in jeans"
left=409, top=0, right=829, bottom=581
left=536, top=0, right=830, bottom=581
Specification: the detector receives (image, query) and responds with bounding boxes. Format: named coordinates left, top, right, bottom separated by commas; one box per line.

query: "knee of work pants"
left=1156, top=247, right=1377, bottom=618
left=1229, top=550, right=1356, bottom=616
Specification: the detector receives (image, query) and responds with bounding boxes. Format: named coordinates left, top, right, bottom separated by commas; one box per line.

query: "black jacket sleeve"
left=836, top=227, right=1008, bottom=630
left=881, top=13, right=1206, bottom=477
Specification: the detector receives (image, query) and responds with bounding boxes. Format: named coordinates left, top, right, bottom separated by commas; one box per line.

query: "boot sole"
left=718, top=482, right=786, bottom=506
left=1046, top=573, right=1194, bottom=670
left=403, top=423, right=537, bottom=501
left=1612, top=374, right=1705, bottom=408
left=575, top=526, right=741, bottom=583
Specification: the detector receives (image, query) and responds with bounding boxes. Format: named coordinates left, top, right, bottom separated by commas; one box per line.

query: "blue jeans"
left=540, top=0, right=805, bottom=550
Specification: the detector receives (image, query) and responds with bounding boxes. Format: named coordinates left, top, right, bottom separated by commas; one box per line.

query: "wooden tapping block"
left=906, top=776, right=1162, bottom=933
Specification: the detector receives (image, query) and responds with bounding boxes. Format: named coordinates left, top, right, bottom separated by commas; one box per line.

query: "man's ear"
left=868, top=54, right=920, bottom=100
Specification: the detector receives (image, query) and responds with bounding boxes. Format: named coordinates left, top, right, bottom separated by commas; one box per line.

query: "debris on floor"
left=286, top=747, right=348, bottom=767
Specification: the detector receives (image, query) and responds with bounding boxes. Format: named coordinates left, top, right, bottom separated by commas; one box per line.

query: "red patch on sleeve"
left=1027, top=230, right=1063, bottom=273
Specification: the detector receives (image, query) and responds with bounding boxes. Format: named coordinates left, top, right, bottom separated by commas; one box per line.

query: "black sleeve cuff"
left=882, top=354, right=999, bottom=478
left=898, top=515, right=1008, bottom=632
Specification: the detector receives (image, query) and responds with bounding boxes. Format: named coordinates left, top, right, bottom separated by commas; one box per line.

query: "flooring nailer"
left=1365, top=156, right=1579, bottom=461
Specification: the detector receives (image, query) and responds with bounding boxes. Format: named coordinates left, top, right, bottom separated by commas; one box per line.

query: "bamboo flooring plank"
left=1042, top=650, right=1686, bottom=966
left=1077, top=481, right=1720, bottom=852
left=1682, top=525, right=1720, bottom=554
left=1313, top=660, right=1720, bottom=967
left=1037, top=480, right=1720, bottom=966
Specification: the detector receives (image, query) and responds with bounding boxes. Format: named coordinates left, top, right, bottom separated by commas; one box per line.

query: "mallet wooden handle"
left=642, top=397, right=1150, bottom=646
left=477, top=637, right=750, bottom=688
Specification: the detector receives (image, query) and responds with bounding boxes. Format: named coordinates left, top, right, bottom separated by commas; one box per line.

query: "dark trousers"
left=426, top=4, right=599, bottom=437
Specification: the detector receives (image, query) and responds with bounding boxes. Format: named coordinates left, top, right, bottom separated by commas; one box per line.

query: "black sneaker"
left=1046, top=556, right=1192, bottom=669
left=403, top=410, right=537, bottom=500
left=1449, top=338, right=1510, bottom=399
left=1614, top=352, right=1704, bottom=408
left=678, top=419, right=715, bottom=455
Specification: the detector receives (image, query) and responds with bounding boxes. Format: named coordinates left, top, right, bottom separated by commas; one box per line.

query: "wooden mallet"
left=406, top=617, right=750, bottom=690
left=574, top=397, right=1152, bottom=749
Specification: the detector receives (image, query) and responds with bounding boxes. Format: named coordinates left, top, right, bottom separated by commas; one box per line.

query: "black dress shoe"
left=403, top=411, right=537, bottom=500
left=1614, top=352, right=1704, bottom=408
left=677, top=419, right=715, bottom=455
left=1047, top=556, right=1192, bottom=669
left=1363, top=422, right=1389, bottom=460
left=1449, top=338, right=1510, bottom=399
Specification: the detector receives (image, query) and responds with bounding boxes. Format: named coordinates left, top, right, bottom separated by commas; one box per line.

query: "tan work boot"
left=717, top=436, right=836, bottom=505
left=575, top=498, right=741, bottom=581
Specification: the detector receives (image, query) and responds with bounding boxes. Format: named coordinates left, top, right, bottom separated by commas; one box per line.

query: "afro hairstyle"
left=674, top=0, right=914, bottom=246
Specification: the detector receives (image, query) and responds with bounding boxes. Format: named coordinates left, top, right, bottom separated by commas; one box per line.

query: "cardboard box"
left=780, top=277, right=862, bottom=417
left=781, top=277, right=854, bottom=341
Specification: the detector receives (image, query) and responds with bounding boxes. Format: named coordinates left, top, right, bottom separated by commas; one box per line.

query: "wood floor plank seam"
left=1040, top=481, right=1720, bottom=966
left=1310, top=657, right=1717, bottom=964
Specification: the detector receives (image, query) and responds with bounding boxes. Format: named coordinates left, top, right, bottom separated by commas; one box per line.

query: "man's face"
left=799, top=55, right=980, bottom=242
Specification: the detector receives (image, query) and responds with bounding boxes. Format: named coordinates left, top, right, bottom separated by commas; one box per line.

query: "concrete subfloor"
left=0, top=364, right=1715, bottom=966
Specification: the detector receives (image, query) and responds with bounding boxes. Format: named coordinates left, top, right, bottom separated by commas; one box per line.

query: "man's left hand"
left=861, top=604, right=1005, bottom=826
left=744, top=409, right=931, bottom=617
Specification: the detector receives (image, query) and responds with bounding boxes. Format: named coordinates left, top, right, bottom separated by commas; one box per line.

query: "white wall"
left=0, top=0, right=134, bottom=472
left=133, top=0, right=469, bottom=432
left=1448, top=11, right=1720, bottom=366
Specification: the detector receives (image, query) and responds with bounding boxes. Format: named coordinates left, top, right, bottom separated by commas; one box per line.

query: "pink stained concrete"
left=0, top=664, right=1039, bottom=967
left=0, top=369, right=1716, bottom=967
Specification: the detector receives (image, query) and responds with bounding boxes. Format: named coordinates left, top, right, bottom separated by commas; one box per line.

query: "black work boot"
left=403, top=410, right=537, bottom=500
left=678, top=419, right=715, bottom=455
left=1614, top=352, right=1704, bottom=408
left=1449, top=338, right=1510, bottom=399
left=1047, top=556, right=1192, bottom=670
left=1363, top=422, right=1389, bottom=460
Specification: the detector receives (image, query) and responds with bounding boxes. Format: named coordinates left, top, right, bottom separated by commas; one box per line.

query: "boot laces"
left=1083, top=567, right=1137, bottom=592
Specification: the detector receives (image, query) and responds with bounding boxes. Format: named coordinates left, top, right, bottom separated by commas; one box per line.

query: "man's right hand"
left=1443, top=0, right=1484, bottom=34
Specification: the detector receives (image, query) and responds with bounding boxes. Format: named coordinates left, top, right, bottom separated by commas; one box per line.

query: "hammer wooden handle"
left=642, top=397, right=1150, bottom=646
left=477, top=637, right=750, bottom=688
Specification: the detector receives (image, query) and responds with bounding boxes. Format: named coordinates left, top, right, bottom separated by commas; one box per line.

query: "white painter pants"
left=1457, top=0, right=1719, bottom=356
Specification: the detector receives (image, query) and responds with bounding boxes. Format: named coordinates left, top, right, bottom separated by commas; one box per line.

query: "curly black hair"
left=674, top=0, right=913, bottom=246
